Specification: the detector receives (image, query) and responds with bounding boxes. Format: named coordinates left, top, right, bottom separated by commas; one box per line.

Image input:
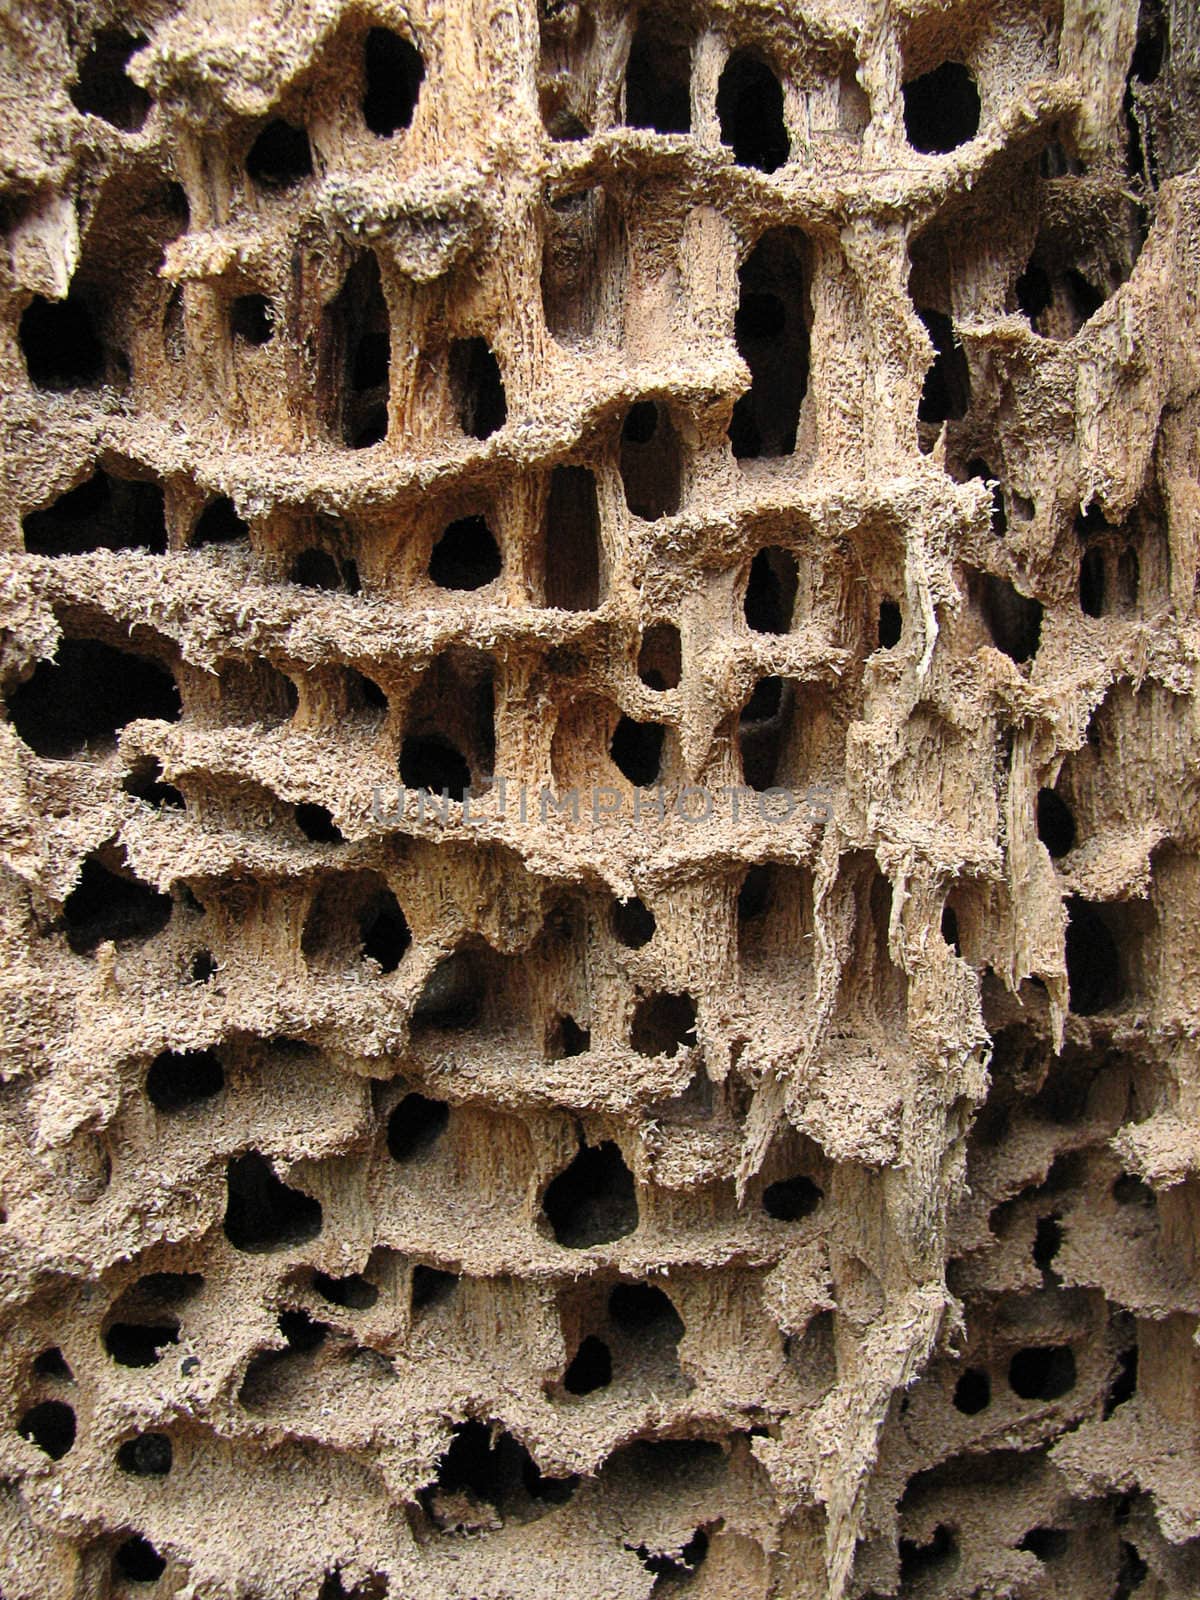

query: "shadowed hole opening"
left=64, top=854, right=172, bottom=954
left=620, top=401, right=682, bottom=519
left=429, top=516, right=501, bottom=590
left=314, top=1270, right=378, bottom=1310
left=114, top=1535, right=165, bottom=1583
left=980, top=574, right=1042, bottom=663
left=450, top=337, right=506, bottom=439
left=610, top=715, right=665, bottom=785
left=246, top=119, right=312, bottom=188
left=967, top=457, right=1007, bottom=535
left=738, top=674, right=789, bottom=791
left=1018, top=1526, right=1070, bottom=1561
left=1104, top=1345, right=1138, bottom=1417
left=637, top=623, right=681, bottom=689
left=412, top=1264, right=458, bottom=1311
left=363, top=27, right=424, bottom=136
left=543, top=1140, right=638, bottom=1247
left=278, top=1309, right=328, bottom=1353
left=387, top=1093, right=449, bottom=1162
left=295, top=802, right=343, bottom=844
left=952, top=1367, right=991, bottom=1414
left=635, top=1528, right=709, bottom=1580
left=903, top=61, right=980, bottom=152
left=71, top=28, right=151, bottom=129
left=400, top=734, right=472, bottom=799
left=1065, top=898, right=1122, bottom=1015
left=544, top=465, right=602, bottom=609
left=116, top=1433, right=172, bottom=1476
left=763, top=1174, right=822, bottom=1220
left=361, top=892, right=410, bottom=971
left=323, top=252, right=390, bottom=448
left=1033, top=1214, right=1063, bottom=1275
left=192, top=495, right=248, bottom=546
left=917, top=307, right=970, bottom=426
left=745, top=546, right=799, bottom=632
left=18, top=1400, right=75, bottom=1459
left=730, top=230, right=810, bottom=458
left=425, top=1419, right=577, bottom=1522
left=1080, top=545, right=1106, bottom=615
left=941, top=904, right=961, bottom=953
left=609, top=1281, right=683, bottom=1339
left=20, top=294, right=106, bottom=389
left=564, top=1334, right=611, bottom=1394
left=541, top=186, right=626, bottom=346
left=717, top=49, right=788, bottom=171
left=230, top=292, right=274, bottom=345
left=191, top=949, right=217, bottom=982
left=412, top=950, right=484, bottom=1029
left=146, top=1049, right=224, bottom=1112
left=631, top=991, right=697, bottom=1057
left=1036, top=788, right=1075, bottom=857
left=612, top=896, right=655, bottom=948
left=899, top=1524, right=958, bottom=1584
left=625, top=17, right=691, bottom=132
left=124, top=758, right=183, bottom=812
left=291, top=548, right=352, bottom=591
left=23, top=470, right=166, bottom=555
left=223, top=1152, right=322, bottom=1252
left=104, top=1321, right=179, bottom=1368
left=548, top=1014, right=590, bottom=1058
left=8, top=638, right=180, bottom=758
left=878, top=600, right=902, bottom=648
left=1113, top=1173, right=1155, bottom=1206
left=1008, top=1344, right=1076, bottom=1401
left=33, top=1348, right=72, bottom=1380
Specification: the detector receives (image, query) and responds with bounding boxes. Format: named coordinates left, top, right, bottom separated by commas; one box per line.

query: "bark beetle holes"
left=1036, top=788, right=1076, bottom=857
left=716, top=49, right=789, bottom=172
left=611, top=896, right=655, bottom=948
left=564, top=1333, right=612, bottom=1394
left=19, top=292, right=106, bottom=389
left=295, top=802, right=344, bottom=844
left=762, top=1174, right=823, bottom=1221
left=223, top=1152, right=322, bottom=1252
left=63, top=853, right=173, bottom=955
left=114, top=1534, right=166, bottom=1583
left=624, top=15, right=692, bottom=133
left=18, top=1399, right=76, bottom=1459
left=610, top=715, right=665, bottom=786
left=362, top=27, right=424, bottom=137
left=902, top=62, right=981, bottom=153
left=637, top=623, right=681, bottom=689
left=425, top=1420, right=577, bottom=1522
left=630, top=991, right=697, bottom=1057
left=730, top=230, right=810, bottom=459
left=70, top=28, right=151, bottom=130
left=313, top=1270, right=379, bottom=1310
left=952, top=1367, right=991, bottom=1414
left=1064, top=898, right=1123, bottom=1015
left=230, top=293, right=275, bottom=346
left=23, top=469, right=167, bottom=555
left=980, top=574, right=1042, bottom=663
left=739, top=675, right=789, bottom=791
left=916, top=308, right=970, bottom=428
left=362, top=891, right=410, bottom=971
left=322, top=251, right=390, bottom=448
left=191, top=495, right=249, bottom=546
left=246, top=119, right=313, bottom=189
left=745, top=546, right=799, bottom=632
left=116, top=1433, right=173, bottom=1476
left=1007, top=1344, right=1076, bottom=1401
left=429, top=516, right=502, bottom=590
left=449, top=337, right=507, bottom=439
left=620, top=400, right=682, bottom=519
left=543, top=1140, right=638, bottom=1247
left=543, top=465, right=602, bottom=609
left=145, top=1048, right=224, bottom=1112
left=104, top=1320, right=179, bottom=1367
left=7, top=637, right=180, bottom=759
left=387, top=1093, right=449, bottom=1162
